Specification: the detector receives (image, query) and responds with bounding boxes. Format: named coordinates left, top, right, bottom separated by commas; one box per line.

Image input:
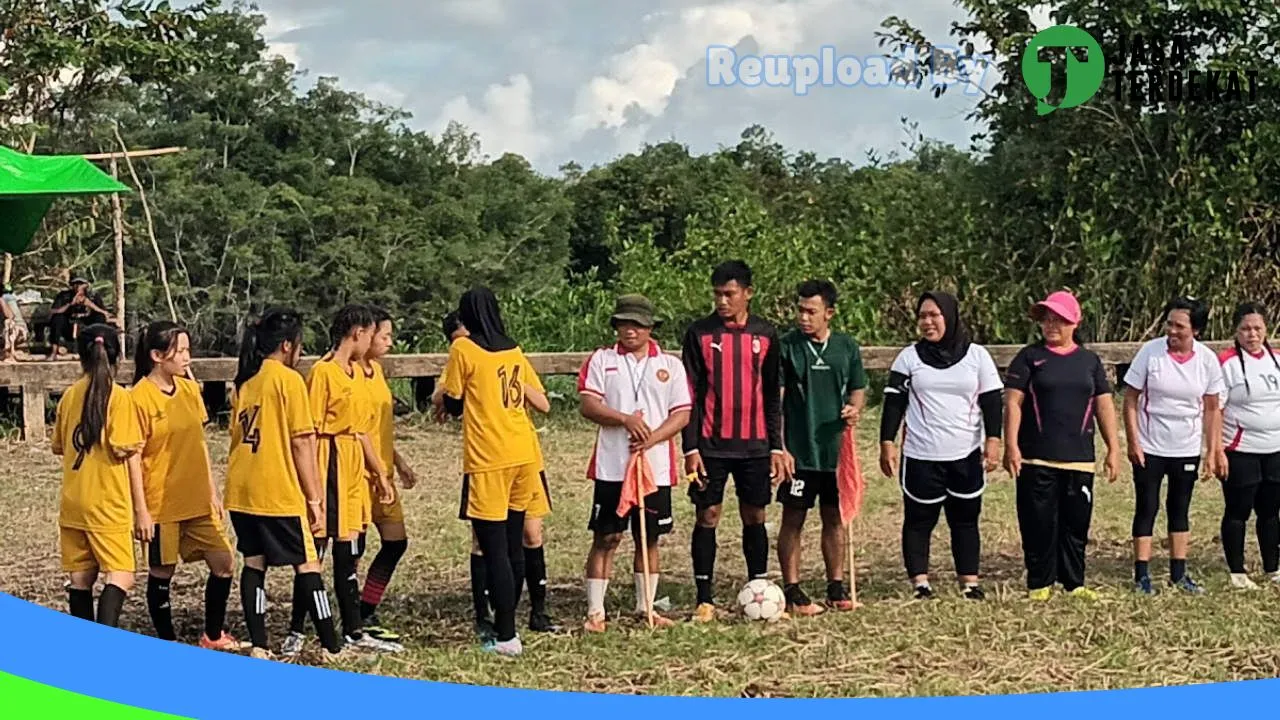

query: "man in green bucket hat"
left=578, top=293, right=692, bottom=632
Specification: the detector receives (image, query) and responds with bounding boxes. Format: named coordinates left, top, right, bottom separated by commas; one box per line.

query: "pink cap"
left=1031, top=290, right=1081, bottom=325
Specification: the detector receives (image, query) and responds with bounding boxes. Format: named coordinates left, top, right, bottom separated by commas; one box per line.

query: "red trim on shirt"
left=1226, top=427, right=1244, bottom=452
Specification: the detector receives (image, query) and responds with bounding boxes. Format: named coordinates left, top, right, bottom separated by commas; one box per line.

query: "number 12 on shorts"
left=789, top=479, right=805, bottom=497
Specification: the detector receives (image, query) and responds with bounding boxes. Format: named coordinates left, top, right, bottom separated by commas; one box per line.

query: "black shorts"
left=1133, top=454, right=1200, bottom=489
left=777, top=470, right=838, bottom=510
left=588, top=481, right=673, bottom=540
left=688, top=455, right=773, bottom=509
left=229, top=512, right=311, bottom=568
left=1224, top=451, right=1280, bottom=488
left=325, top=437, right=340, bottom=537
left=901, top=449, right=985, bottom=504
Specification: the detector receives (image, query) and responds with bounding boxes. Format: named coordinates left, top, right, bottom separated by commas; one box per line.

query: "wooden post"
left=110, top=158, right=127, bottom=350
left=22, top=384, right=47, bottom=443
left=2, top=253, right=10, bottom=286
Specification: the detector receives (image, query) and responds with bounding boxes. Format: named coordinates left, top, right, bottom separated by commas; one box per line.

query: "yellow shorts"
left=60, top=527, right=136, bottom=574
left=319, top=435, right=366, bottom=540
left=149, top=514, right=233, bottom=568
left=510, top=468, right=551, bottom=519
left=371, top=494, right=405, bottom=525
left=459, top=463, right=551, bottom=522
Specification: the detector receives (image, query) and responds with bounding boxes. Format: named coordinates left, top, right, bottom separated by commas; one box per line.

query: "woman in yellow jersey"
left=441, top=287, right=550, bottom=656
left=436, top=312, right=559, bottom=639
left=226, top=308, right=342, bottom=661
left=131, top=321, right=240, bottom=650
left=290, top=304, right=399, bottom=656
left=355, top=307, right=420, bottom=641
left=54, top=324, right=148, bottom=628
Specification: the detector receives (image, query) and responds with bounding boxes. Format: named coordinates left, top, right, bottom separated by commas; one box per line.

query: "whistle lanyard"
left=623, top=353, right=650, bottom=406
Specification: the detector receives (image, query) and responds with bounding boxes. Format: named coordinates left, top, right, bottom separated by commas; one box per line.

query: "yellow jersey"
left=226, top=358, right=316, bottom=518
left=442, top=337, right=544, bottom=473
left=363, top=359, right=396, bottom=481
left=53, top=377, right=144, bottom=532
left=132, top=376, right=213, bottom=523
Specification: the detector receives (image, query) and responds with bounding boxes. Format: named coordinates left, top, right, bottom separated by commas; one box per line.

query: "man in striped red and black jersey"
left=681, top=260, right=787, bottom=623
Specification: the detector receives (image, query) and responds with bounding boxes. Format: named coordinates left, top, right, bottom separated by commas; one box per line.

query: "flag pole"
left=635, top=454, right=655, bottom=629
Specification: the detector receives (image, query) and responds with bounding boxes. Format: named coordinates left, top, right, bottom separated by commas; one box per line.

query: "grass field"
left=4, top=408, right=1280, bottom=698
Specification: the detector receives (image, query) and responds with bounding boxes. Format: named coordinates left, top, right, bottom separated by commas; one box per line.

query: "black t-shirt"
left=1003, top=344, right=1112, bottom=463
left=53, top=288, right=106, bottom=321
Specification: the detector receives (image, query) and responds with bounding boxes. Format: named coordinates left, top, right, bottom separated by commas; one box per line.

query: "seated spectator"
left=48, top=278, right=115, bottom=359
left=1, top=286, right=19, bottom=362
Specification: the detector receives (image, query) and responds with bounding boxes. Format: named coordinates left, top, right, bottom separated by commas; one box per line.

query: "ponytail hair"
left=328, top=304, right=375, bottom=351
left=1231, top=302, right=1279, bottom=395
left=132, top=321, right=189, bottom=385
left=235, top=307, right=303, bottom=390
left=74, top=324, right=122, bottom=453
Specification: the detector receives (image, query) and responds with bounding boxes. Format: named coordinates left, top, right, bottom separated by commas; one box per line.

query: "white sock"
left=633, top=573, right=661, bottom=613
left=586, top=578, right=608, bottom=617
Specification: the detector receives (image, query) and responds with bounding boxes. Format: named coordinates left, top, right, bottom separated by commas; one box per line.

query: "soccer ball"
left=737, top=579, right=786, bottom=621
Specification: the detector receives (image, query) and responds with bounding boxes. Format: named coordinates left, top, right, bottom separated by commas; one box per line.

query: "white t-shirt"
left=1218, top=347, right=1280, bottom=454
left=1123, top=338, right=1224, bottom=458
left=577, top=342, right=692, bottom=485
left=889, top=344, right=1003, bottom=462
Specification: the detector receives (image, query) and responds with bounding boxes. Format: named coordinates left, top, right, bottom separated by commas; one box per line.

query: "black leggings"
left=902, top=494, right=982, bottom=579
left=1221, top=451, right=1280, bottom=574
left=1132, top=455, right=1199, bottom=537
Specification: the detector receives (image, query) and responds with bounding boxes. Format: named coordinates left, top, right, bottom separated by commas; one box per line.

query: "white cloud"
left=430, top=74, right=550, bottom=162
left=439, top=0, right=506, bottom=27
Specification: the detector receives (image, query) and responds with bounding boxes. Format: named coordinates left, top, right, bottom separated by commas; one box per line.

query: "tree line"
left=3, top=0, right=1277, bottom=358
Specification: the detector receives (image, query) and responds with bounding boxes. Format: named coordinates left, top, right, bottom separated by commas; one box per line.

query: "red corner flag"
left=618, top=451, right=658, bottom=518
left=837, top=424, right=865, bottom=525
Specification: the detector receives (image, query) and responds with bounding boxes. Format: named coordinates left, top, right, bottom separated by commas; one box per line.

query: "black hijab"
left=915, top=291, right=972, bottom=369
left=458, top=286, right=517, bottom=352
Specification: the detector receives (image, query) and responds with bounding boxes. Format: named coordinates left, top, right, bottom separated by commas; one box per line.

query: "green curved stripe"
left=0, top=671, right=191, bottom=719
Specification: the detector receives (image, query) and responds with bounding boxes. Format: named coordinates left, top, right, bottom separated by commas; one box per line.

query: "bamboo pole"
left=110, top=158, right=127, bottom=348
left=112, top=126, right=177, bottom=322
left=81, top=147, right=186, bottom=161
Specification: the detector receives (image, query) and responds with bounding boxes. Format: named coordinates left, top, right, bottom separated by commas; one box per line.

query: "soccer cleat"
left=962, top=584, right=985, bottom=601
left=1133, top=576, right=1157, bottom=596
left=912, top=584, right=934, bottom=600
left=249, top=647, right=275, bottom=661
left=691, top=603, right=717, bottom=623
left=1230, top=573, right=1259, bottom=590
left=199, top=631, right=244, bottom=651
left=362, top=619, right=403, bottom=642
left=482, top=636, right=523, bottom=657
left=528, top=612, right=563, bottom=633
left=784, top=586, right=824, bottom=616
left=1068, top=587, right=1099, bottom=601
left=583, top=612, right=607, bottom=633
left=1027, top=587, right=1052, bottom=601
left=280, top=632, right=306, bottom=658
left=348, top=633, right=404, bottom=653
left=1172, top=575, right=1205, bottom=595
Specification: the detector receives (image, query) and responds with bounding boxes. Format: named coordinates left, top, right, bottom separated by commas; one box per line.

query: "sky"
left=251, top=0, right=1053, bottom=175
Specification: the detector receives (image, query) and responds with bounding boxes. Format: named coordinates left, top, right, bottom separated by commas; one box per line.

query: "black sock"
left=332, top=539, right=363, bottom=639
left=827, top=580, right=845, bottom=601
left=360, top=538, right=408, bottom=621
left=692, top=525, right=717, bottom=605
left=1170, top=558, right=1187, bottom=582
left=525, top=545, right=547, bottom=617
left=204, top=575, right=232, bottom=640
left=240, top=566, right=268, bottom=649
left=473, top=520, right=517, bottom=642
left=296, top=572, right=341, bottom=653
left=1134, top=560, right=1150, bottom=582
left=68, top=587, right=94, bottom=621
left=291, top=539, right=325, bottom=634
left=97, top=584, right=127, bottom=628
left=742, top=523, right=769, bottom=580
left=146, top=575, right=176, bottom=640
left=506, top=512, right=527, bottom=609
left=470, top=553, right=490, bottom=622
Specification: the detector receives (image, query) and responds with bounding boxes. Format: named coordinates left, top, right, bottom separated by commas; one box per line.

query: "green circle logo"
left=1021, top=25, right=1106, bottom=115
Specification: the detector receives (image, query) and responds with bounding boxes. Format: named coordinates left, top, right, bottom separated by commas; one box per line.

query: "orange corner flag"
left=618, top=451, right=658, bottom=518
left=837, top=424, right=865, bottom=525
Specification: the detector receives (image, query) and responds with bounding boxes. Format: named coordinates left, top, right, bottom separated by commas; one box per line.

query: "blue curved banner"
left=0, top=591, right=1273, bottom=717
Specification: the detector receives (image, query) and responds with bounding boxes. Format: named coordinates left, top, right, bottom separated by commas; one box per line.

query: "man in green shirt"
left=777, top=279, right=867, bottom=614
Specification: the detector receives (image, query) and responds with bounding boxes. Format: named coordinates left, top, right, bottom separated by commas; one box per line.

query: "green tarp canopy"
left=0, top=145, right=131, bottom=255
